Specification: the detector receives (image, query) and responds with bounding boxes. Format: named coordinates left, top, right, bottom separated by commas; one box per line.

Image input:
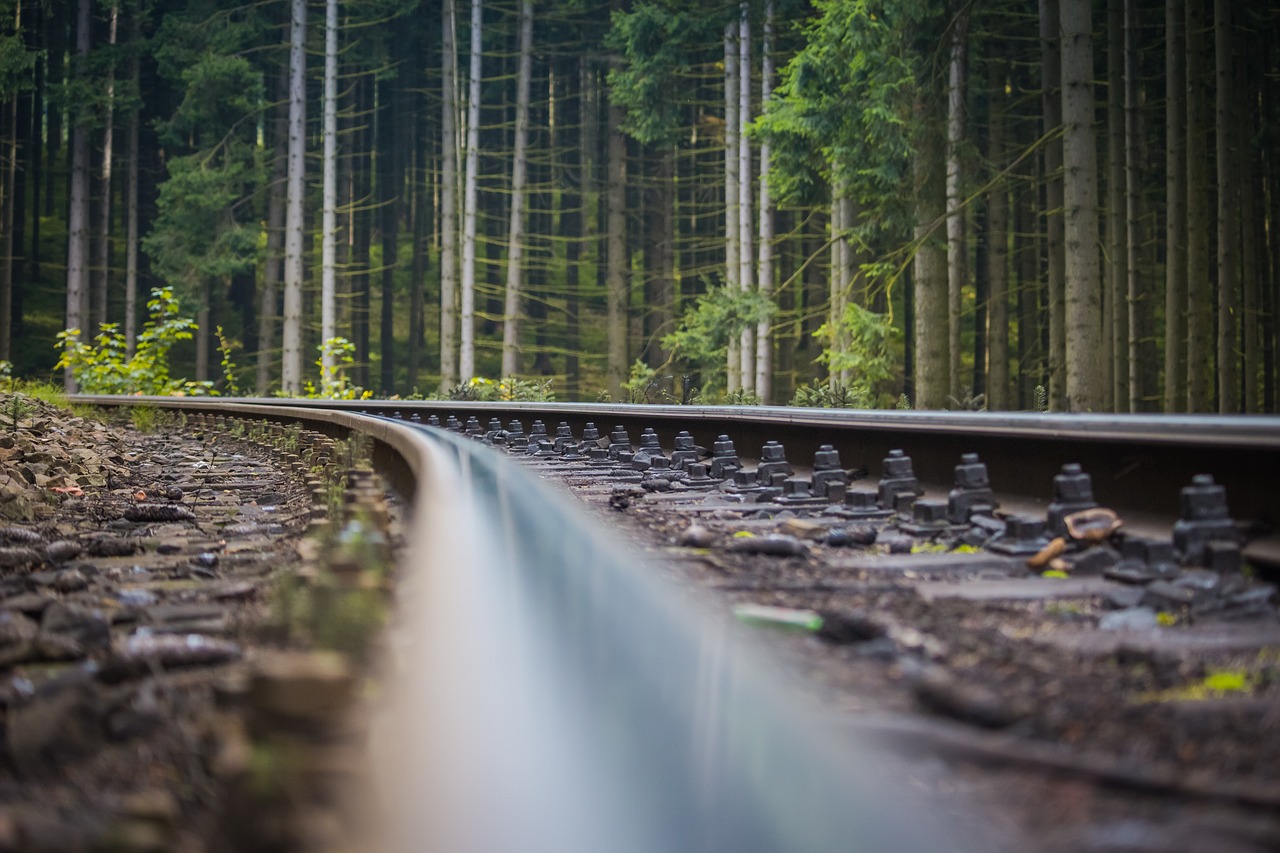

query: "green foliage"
left=216, top=326, right=243, bottom=397
left=662, top=284, right=775, bottom=380
left=55, top=288, right=213, bottom=396
left=129, top=405, right=160, bottom=433
left=1033, top=385, right=1048, bottom=413
left=146, top=41, right=265, bottom=306
left=813, top=302, right=901, bottom=407
left=606, top=3, right=721, bottom=145
left=724, top=388, right=763, bottom=406
left=447, top=376, right=556, bottom=403
left=304, top=338, right=367, bottom=400
left=790, top=380, right=865, bottom=409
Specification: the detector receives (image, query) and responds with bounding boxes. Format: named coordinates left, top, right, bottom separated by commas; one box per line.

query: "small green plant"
left=129, top=405, right=159, bottom=433
left=896, top=393, right=911, bottom=410
left=791, top=380, right=866, bottom=409
left=4, top=394, right=31, bottom=432
left=723, top=387, right=763, bottom=406
left=0, top=361, right=13, bottom=393
left=55, top=287, right=214, bottom=396
left=448, top=376, right=555, bottom=402
left=216, top=326, right=243, bottom=396
left=303, top=337, right=368, bottom=400
left=1033, top=384, right=1048, bottom=413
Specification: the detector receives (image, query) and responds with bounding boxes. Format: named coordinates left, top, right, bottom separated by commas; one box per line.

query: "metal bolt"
left=878, top=449, right=922, bottom=510
left=1046, top=463, right=1098, bottom=537
left=947, top=452, right=996, bottom=524
left=709, top=435, right=742, bottom=481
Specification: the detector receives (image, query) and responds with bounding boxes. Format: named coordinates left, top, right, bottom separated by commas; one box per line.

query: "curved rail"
left=85, top=397, right=1280, bottom=528
left=78, top=396, right=969, bottom=851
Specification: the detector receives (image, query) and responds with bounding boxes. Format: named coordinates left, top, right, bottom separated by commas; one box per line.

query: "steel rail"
left=85, top=397, right=1280, bottom=529
left=77, top=396, right=970, bottom=852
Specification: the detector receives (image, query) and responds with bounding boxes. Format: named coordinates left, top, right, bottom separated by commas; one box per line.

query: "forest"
left=0, top=0, right=1277, bottom=410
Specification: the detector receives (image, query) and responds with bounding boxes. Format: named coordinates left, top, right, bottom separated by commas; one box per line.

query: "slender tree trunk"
left=439, top=0, right=459, bottom=390
left=501, top=0, right=533, bottom=378
left=0, top=0, right=17, bottom=361
left=946, top=6, right=969, bottom=402
left=91, top=3, right=117, bottom=335
left=320, top=0, right=338, bottom=374
left=1214, top=0, right=1237, bottom=412
left=64, top=0, right=91, bottom=391
left=124, top=23, right=140, bottom=357
left=987, top=60, right=1010, bottom=410
left=914, top=93, right=949, bottom=409
left=561, top=56, right=583, bottom=399
left=1016, top=172, right=1041, bottom=408
left=1164, top=0, right=1187, bottom=411
left=379, top=80, right=401, bottom=394
left=737, top=2, right=755, bottom=392
left=257, top=59, right=288, bottom=394
left=755, top=0, right=775, bottom=400
left=1060, top=0, right=1106, bottom=410
left=44, top=12, right=62, bottom=221
left=281, top=0, right=307, bottom=393
left=1105, top=0, right=1126, bottom=411
left=27, top=5, right=42, bottom=284
left=1124, top=0, right=1147, bottom=411
left=724, top=23, right=740, bottom=392
left=1240, top=67, right=1260, bottom=412
left=1040, top=0, right=1067, bottom=409
left=605, top=99, right=628, bottom=399
left=459, top=0, right=482, bottom=382
left=829, top=189, right=850, bottom=388
left=1184, top=0, right=1211, bottom=411
left=195, top=280, right=209, bottom=381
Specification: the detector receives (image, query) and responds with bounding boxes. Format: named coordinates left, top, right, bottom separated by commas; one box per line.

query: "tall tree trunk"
left=281, top=0, right=307, bottom=394
left=0, top=0, right=17, bottom=361
left=987, top=60, right=1010, bottom=410
left=1184, top=0, right=1212, bottom=411
left=195, top=280, right=209, bottom=381
left=124, top=18, right=140, bottom=358
left=257, top=58, right=288, bottom=394
left=1060, top=0, right=1105, bottom=410
left=755, top=0, right=775, bottom=401
left=352, top=72, right=372, bottom=389
left=379, top=80, right=401, bottom=394
left=724, top=23, right=740, bottom=392
left=1124, top=0, right=1148, bottom=411
left=64, top=0, right=92, bottom=391
left=44, top=12, right=61, bottom=220
left=829, top=189, right=851, bottom=388
left=913, top=93, right=949, bottom=409
left=1214, top=0, right=1237, bottom=413
left=459, top=0, right=482, bottom=382
left=561, top=56, right=583, bottom=399
left=737, top=1, right=755, bottom=392
left=91, top=3, right=117, bottom=334
left=1016, top=172, right=1041, bottom=408
left=27, top=3, right=42, bottom=285
left=1105, top=0, right=1126, bottom=411
left=439, top=0, right=459, bottom=390
left=1164, top=0, right=1187, bottom=411
left=1040, top=0, right=1067, bottom=409
left=320, top=0, right=338, bottom=374
left=946, top=6, right=969, bottom=402
left=1240, top=56, right=1260, bottom=412
left=501, top=0, right=533, bottom=378
left=605, top=99, right=628, bottom=400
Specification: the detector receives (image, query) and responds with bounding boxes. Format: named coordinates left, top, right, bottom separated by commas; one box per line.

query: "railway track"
left=71, top=398, right=1280, bottom=851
